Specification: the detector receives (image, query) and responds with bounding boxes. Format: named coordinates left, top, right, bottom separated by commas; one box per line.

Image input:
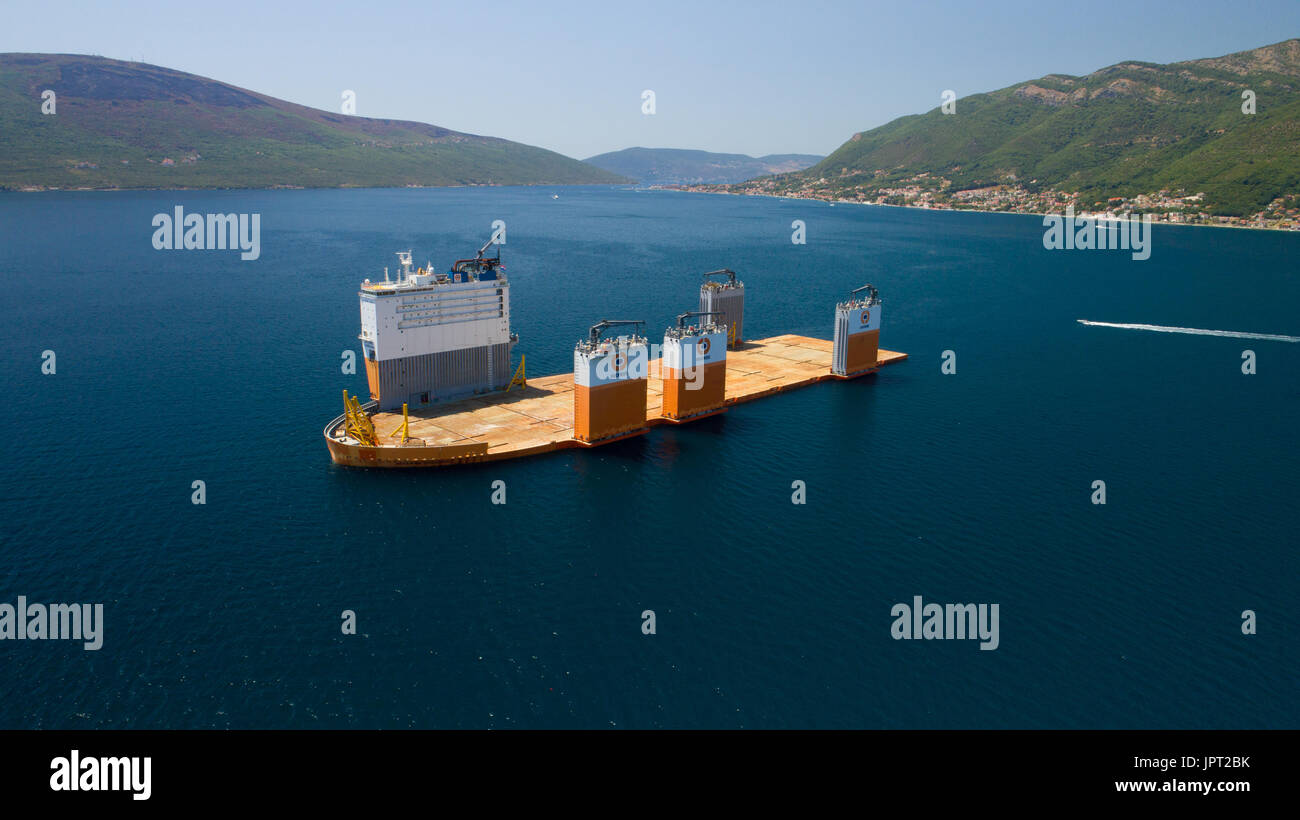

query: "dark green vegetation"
left=0, top=54, right=625, bottom=190
left=738, top=39, right=1300, bottom=216
left=584, top=147, right=822, bottom=184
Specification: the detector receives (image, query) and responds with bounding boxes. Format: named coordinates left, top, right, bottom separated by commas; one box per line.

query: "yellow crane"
left=507, top=355, right=527, bottom=391
left=342, top=390, right=378, bottom=446
left=389, top=402, right=410, bottom=444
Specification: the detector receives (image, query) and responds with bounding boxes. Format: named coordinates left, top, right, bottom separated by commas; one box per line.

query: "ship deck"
left=327, top=334, right=906, bottom=466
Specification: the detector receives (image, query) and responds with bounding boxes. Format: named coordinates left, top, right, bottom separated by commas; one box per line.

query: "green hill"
left=728, top=39, right=1300, bottom=217
left=0, top=53, right=626, bottom=190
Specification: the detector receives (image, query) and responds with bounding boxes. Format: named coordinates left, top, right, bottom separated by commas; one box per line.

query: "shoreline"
left=5, top=181, right=1296, bottom=234
left=659, top=187, right=1300, bottom=234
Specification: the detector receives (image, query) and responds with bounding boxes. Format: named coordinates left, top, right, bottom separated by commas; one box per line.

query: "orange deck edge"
left=324, top=334, right=907, bottom=467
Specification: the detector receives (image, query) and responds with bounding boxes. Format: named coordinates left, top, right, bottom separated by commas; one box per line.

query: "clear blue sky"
left=5, top=0, right=1298, bottom=159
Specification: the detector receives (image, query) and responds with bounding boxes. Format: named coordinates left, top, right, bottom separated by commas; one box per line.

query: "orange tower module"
left=573, top=320, right=650, bottom=444
left=831, top=283, right=882, bottom=377
left=661, top=311, right=729, bottom=421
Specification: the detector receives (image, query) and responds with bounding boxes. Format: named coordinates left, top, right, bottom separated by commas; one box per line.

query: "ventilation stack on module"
left=358, top=236, right=515, bottom=411
left=831, top=283, right=882, bottom=378
left=699, top=269, right=744, bottom=349
left=573, top=320, right=650, bottom=444
left=661, top=311, right=728, bottom=421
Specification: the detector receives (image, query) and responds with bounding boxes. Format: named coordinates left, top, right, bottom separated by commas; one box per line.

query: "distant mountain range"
left=0, top=53, right=625, bottom=190
left=583, top=147, right=823, bottom=184
left=721, top=39, right=1300, bottom=217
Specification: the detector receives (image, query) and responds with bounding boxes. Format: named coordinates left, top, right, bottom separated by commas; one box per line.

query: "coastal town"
left=673, top=172, right=1300, bottom=231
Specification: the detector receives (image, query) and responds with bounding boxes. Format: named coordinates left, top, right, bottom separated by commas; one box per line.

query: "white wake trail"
left=1077, top=320, right=1300, bottom=343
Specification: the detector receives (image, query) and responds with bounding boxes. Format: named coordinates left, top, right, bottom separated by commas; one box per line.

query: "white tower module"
left=699, top=268, right=744, bottom=349
left=661, top=311, right=728, bottom=420
left=831, top=283, right=882, bottom=377
left=573, top=320, right=650, bottom=443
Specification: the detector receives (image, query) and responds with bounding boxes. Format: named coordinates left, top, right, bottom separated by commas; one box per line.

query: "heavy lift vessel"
left=324, top=240, right=906, bottom=467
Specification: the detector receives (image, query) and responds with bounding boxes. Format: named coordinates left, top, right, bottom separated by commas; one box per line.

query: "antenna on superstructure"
left=396, top=250, right=413, bottom=282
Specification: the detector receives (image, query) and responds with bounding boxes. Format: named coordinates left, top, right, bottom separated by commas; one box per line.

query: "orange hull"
left=574, top=378, right=649, bottom=443
left=662, top=360, right=727, bottom=420
left=844, top=329, right=879, bottom=375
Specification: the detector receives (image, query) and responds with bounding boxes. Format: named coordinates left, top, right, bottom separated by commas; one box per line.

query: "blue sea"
left=1, top=187, right=1296, bottom=728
